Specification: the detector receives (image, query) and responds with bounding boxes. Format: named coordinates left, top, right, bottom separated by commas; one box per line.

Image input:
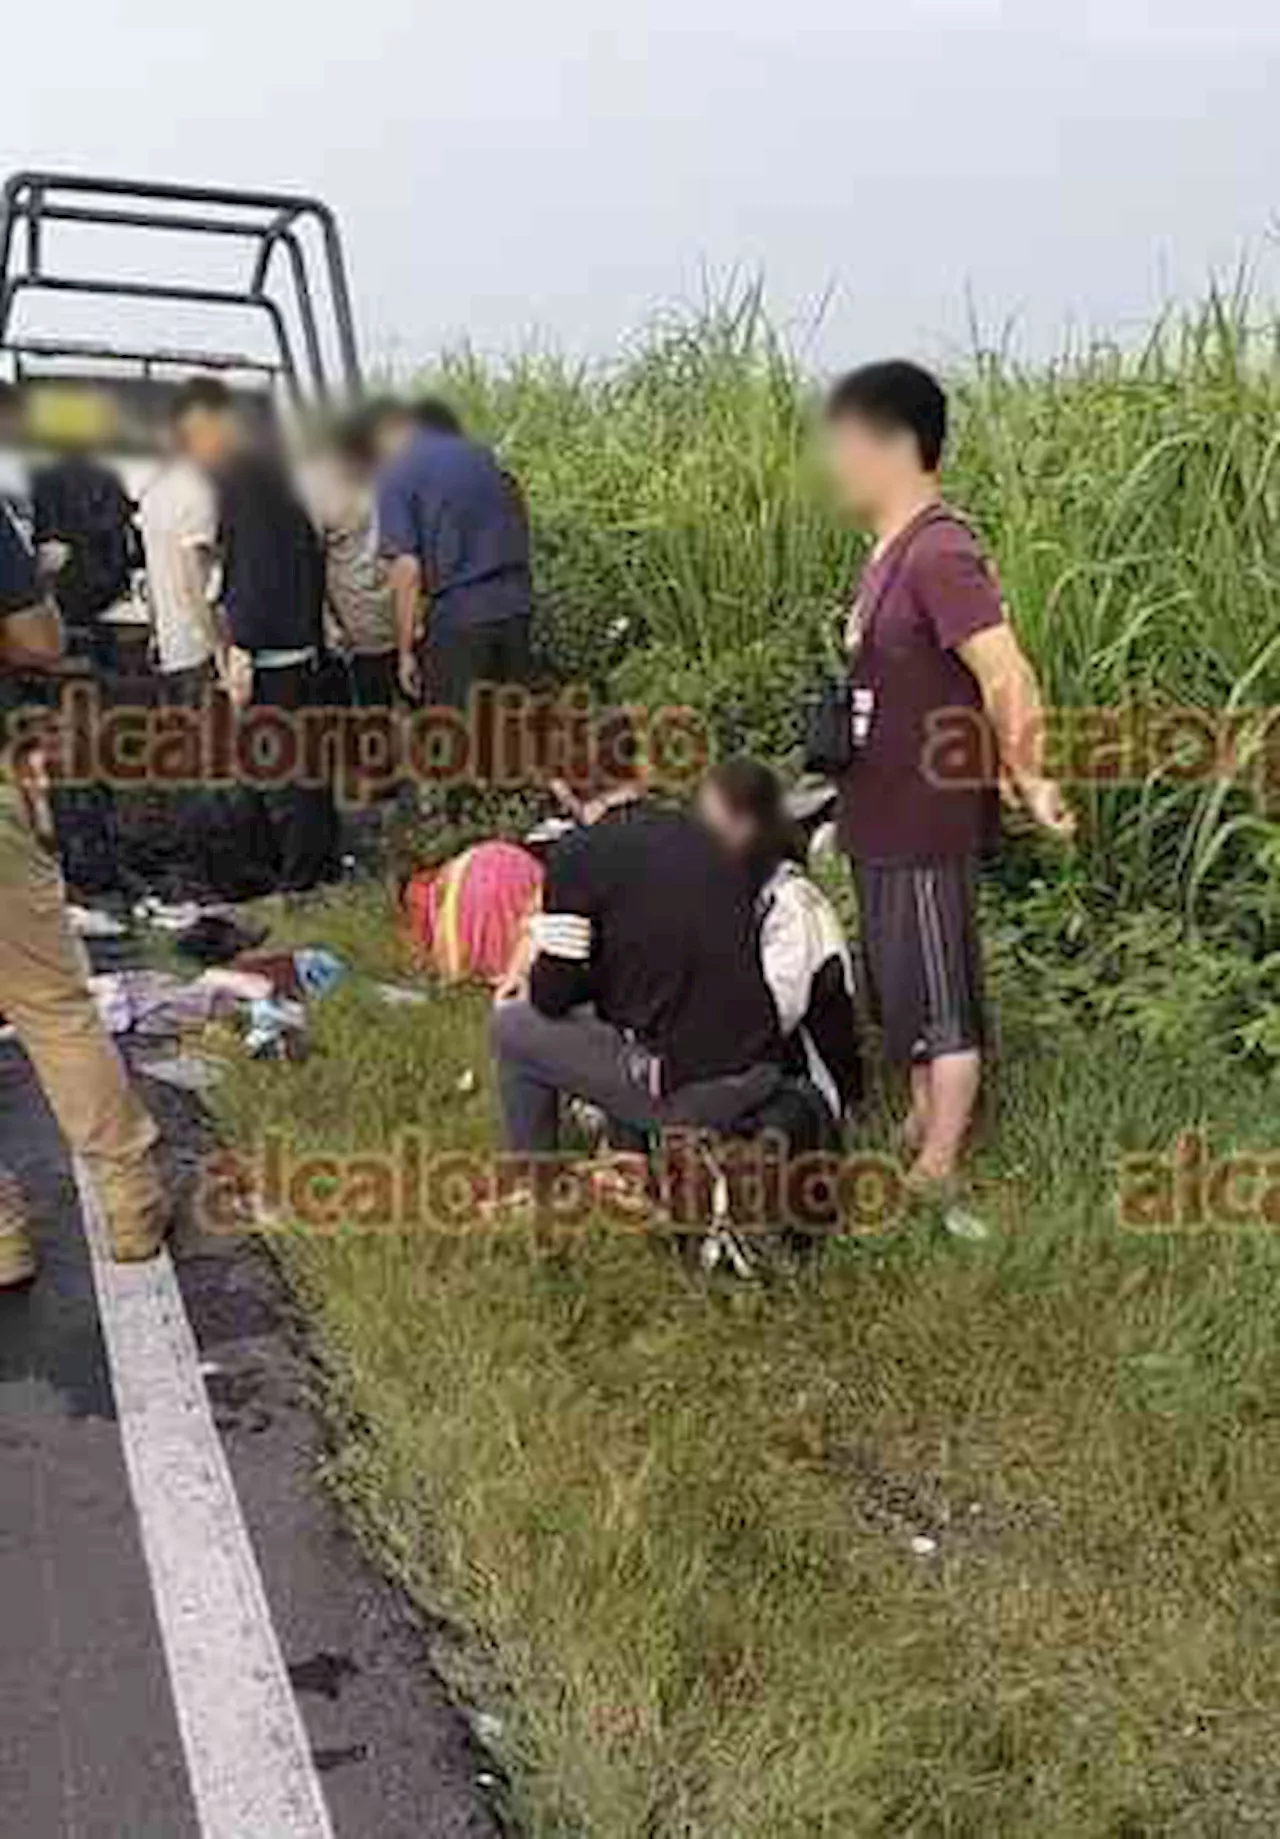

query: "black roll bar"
left=0, top=170, right=362, bottom=403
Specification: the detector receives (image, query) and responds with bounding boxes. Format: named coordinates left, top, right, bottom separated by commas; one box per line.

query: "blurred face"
left=823, top=413, right=918, bottom=523
left=696, top=780, right=758, bottom=859
left=174, top=404, right=239, bottom=473
left=373, top=413, right=414, bottom=466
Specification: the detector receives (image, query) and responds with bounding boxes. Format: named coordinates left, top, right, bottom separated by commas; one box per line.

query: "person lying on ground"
left=358, top=395, right=532, bottom=711
left=0, top=433, right=168, bottom=1289
left=696, top=757, right=860, bottom=1136
left=488, top=746, right=782, bottom=1207
left=823, top=359, right=1074, bottom=1199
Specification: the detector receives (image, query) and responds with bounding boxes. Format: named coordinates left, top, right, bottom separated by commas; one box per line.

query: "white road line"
left=73, top=1159, right=335, bottom=1839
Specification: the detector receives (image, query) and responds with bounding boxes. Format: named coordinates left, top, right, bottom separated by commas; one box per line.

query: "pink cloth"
left=405, top=841, right=543, bottom=984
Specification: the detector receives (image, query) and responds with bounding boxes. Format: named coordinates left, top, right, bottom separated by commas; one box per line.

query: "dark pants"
left=854, top=855, right=985, bottom=1065
left=249, top=659, right=340, bottom=893
left=348, top=648, right=399, bottom=710
left=491, top=1000, right=779, bottom=1155
left=159, top=659, right=215, bottom=709
left=425, top=617, right=531, bottom=712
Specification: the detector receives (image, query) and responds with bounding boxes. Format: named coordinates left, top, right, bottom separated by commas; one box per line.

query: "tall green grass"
left=428, top=284, right=1280, bottom=918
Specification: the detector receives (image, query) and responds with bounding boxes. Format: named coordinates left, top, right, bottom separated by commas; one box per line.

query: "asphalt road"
left=0, top=1040, right=505, bottom=1839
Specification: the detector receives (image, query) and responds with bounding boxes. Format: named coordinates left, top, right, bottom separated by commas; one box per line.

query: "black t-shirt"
left=31, top=457, right=135, bottom=628
left=529, top=800, right=781, bottom=1091
left=217, top=453, right=325, bottom=654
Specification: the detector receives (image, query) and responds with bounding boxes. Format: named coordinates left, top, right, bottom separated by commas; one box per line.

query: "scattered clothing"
left=244, top=995, right=308, bottom=1060
left=137, top=1051, right=226, bottom=1092
left=0, top=794, right=165, bottom=1254
left=174, top=912, right=268, bottom=967
left=89, top=967, right=269, bottom=1037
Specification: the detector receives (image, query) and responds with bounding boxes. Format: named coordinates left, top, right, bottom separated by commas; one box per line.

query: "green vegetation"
left=210, top=294, right=1280, bottom=1833
left=440, top=284, right=1280, bottom=921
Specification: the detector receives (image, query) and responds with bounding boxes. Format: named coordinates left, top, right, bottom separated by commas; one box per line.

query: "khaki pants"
left=0, top=788, right=164, bottom=1244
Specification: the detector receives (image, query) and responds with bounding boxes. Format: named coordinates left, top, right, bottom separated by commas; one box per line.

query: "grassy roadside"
left=210, top=880, right=1280, bottom=1837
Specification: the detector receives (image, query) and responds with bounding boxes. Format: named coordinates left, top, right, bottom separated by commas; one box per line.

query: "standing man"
left=366, top=397, right=532, bottom=712
left=171, top=379, right=338, bottom=893
left=138, top=429, right=224, bottom=705
left=823, top=361, right=1073, bottom=1195
left=0, top=385, right=167, bottom=1287
left=300, top=418, right=398, bottom=710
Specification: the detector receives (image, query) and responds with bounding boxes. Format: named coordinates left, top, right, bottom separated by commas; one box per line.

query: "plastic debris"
left=374, top=981, right=430, bottom=1007
left=244, top=996, right=308, bottom=1061
left=133, top=897, right=205, bottom=933
left=293, top=947, right=347, bottom=999
left=140, top=1052, right=226, bottom=1092
left=455, top=1068, right=478, bottom=1095
left=67, top=904, right=128, bottom=939
left=944, top=1205, right=991, bottom=1243
left=909, top=1535, right=939, bottom=1557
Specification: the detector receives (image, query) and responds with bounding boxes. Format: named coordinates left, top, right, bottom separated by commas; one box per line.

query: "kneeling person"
left=490, top=767, right=781, bottom=1186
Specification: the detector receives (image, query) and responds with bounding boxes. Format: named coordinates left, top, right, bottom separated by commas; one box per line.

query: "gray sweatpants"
left=490, top=1001, right=779, bottom=1154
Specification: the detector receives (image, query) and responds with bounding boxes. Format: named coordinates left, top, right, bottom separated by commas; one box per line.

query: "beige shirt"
left=301, top=459, right=396, bottom=657
left=139, top=461, right=219, bottom=674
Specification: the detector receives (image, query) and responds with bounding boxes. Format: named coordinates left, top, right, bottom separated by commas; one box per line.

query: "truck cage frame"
left=0, top=170, right=362, bottom=408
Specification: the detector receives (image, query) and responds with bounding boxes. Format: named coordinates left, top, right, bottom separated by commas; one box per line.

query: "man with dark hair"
left=0, top=383, right=167, bottom=1286
left=367, top=396, right=531, bottom=711
left=823, top=359, right=1072, bottom=1195
left=172, top=378, right=338, bottom=891
left=410, top=395, right=464, bottom=438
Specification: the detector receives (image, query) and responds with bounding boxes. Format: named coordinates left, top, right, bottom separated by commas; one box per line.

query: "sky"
left=3, top=0, right=1280, bottom=378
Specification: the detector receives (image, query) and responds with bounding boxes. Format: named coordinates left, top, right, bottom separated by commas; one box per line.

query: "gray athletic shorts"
left=854, top=857, right=985, bottom=1065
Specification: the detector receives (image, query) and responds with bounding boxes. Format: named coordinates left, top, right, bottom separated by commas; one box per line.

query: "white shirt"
left=139, top=461, right=219, bottom=674
left=758, top=862, right=856, bottom=1124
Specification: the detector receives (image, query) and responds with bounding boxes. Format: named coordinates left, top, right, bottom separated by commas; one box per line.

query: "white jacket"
left=758, top=863, right=859, bottom=1124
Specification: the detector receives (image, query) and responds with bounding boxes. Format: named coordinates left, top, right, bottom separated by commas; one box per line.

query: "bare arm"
left=0, top=599, right=64, bottom=673
left=389, top=555, right=425, bottom=699
left=957, top=625, right=1074, bottom=838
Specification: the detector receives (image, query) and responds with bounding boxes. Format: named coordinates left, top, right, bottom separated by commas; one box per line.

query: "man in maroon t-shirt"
left=823, top=360, right=1073, bottom=1194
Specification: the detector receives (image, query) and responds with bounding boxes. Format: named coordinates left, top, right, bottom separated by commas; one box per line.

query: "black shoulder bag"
left=802, top=507, right=954, bottom=778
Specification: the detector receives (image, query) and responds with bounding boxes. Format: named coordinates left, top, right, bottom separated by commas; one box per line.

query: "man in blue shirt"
left=366, top=398, right=532, bottom=709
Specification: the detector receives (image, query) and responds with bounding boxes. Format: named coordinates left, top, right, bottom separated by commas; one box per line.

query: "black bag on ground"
left=181, top=786, right=279, bottom=902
